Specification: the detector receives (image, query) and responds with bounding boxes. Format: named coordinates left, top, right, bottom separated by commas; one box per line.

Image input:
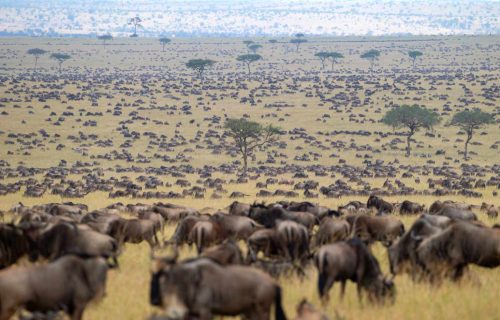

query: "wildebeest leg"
left=356, top=283, right=363, bottom=307
left=452, top=264, right=467, bottom=281
left=318, top=272, right=335, bottom=305
left=0, top=306, right=17, bottom=320
left=70, top=306, right=85, bottom=320
left=340, top=280, right=347, bottom=301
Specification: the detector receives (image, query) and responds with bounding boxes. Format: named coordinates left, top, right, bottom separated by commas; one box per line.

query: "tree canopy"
left=248, top=44, right=262, bottom=53
left=450, top=109, right=495, bottom=160
left=408, top=50, right=423, bottom=67
left=236, top=54, right=262, bottom=74
left=269, top=39, right=278, bottom=44
left=224, top=118, right=280, bottom=174
left=27, top=48, right=47, bottom=72
left=97, top=34, right=113, bottom=46
left=315, top=51, right=344, bottom=70
left=315, top=52, right=330, bottom=69
left=159, top=37, right=171, bottom=51
left=382, top=104, right=440, bottom=156
left=50, top=53, right=71, bottom=73
left=290, top=38, right=307, bottom=52
left=128, top=16, right=142, bottom=37
left=186, top=59, right=215, bottom=78
left=361, top=49, right=380, bottom=69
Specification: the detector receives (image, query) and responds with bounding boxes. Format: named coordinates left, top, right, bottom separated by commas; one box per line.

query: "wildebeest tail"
left=196, top=226, right=205, bottom=255
left=274, top=286, right=287, bottom=320
left=317, top=253, right=328, bottom=297
left=150, top=272, right=162, bottom=306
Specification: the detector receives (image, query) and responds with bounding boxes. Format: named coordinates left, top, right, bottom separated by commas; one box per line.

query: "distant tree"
left=328, top=52, right=344, bottom=71
left=27, top=48, right=47, bottom=72
left=315, top=52, right=330, bottom=69
left=236, top=54, right=262, bottom=75
left=50, top=53, right=71, bottom=73
left=224, top=118, right=280, bottom=174
left=382, top=104, right=440, bottom=157
left=159, top=37, right=171, bottom=52
left=248, top=44, right=262, bottom=54
left=243, top=40, right=254, bottom=46
left=295, top=33, right=305, bottom=38
left=361, top=49, right=380, bottom=70
left=268, top=39, right=278, bottom=44
left=128, top=15, right=142, bottom=37
left=290, top=38, right=307, bottom=52
left=97, top=34, right=113, bottom=46
left=450, top=109, right=495, bottom=160
left=186, top=59, right=215, bottom=79
left=408, top=50, right=423, bottom=67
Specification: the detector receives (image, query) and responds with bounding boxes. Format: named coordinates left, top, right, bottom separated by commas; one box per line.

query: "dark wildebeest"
left=428, top=200, right=474, bottom=213
left=275, top=220, right=309, bottom=262
left=0, top=223, right=32, bottom=269
left=246, top=229, right=283, bottom=261
left=227, top=201, right=251, bottom=216
left=388, top=215, right=451, bottom=277
left=153, top=204, right=198, bottom=224
left=188, top=220, right=226, bottom=254
left=24, top=223, right=119, bottom=266
left=150, top=257, right=287, bottom=320
left=315, top=238, right=395, bottom=304
left=416, top=221, right=500, bottom=281
left=347, top=215, right=405, bottom=247
left=399, top=200, right=425, bottom=215
left=283, top=201, right=340, bottom=219
left=118, top=219, right=160, bottom=248
left=314, top=218, right=350, bottom=247
left=295, top=299, right=329, bottom=320
left=200, top=240, right=244, bottom=265
left=138, top=211, right=165, bottom=235
left=367, top=195, right=394, bottom=215
left=481, top=203, right=499, bottom=218
left=0, top=255, right=108, bottom=320
left=248, top=204, right=316, bottom=230
left=210, top=212, right=263, bottom=240
left=165, top=215, right=209, bottom=246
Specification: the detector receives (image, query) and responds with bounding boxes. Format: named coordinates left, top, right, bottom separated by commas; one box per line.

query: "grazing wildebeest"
left=428, top=200, right=474, bottom=214
left=416, top=221, right=500, bottom=281
left=200, top=240, right=244, bottom=265
left=0, top=255, right=109, bottom=320
left=210, top=212, right=263, bottom=240
left=315, top=238, right=395, bottom=304
left=367, top=195, right=394, bottom=214
left=153, top=204, right=198, bottom=224
left=295, top=299, right=329, bottom=320
left=188, top=220, right=226, bottom=254
left=284, top=201, right=340, bottom=219
left=399, top=200, right=425, bottom=215
left=165, top=215, right=209, bottom=246
left=150, top=257, right=287, bottom=320
left=0, top=223, right=32, bottom=269
left=388, top=215, right=449, bottom=277
left=227, top=201, right=251, bottom=216
left=246, top=228, right=283, bottom=261
left=314, top=218, right=350, bottom=247
left=248, top=203, right=316, bottom=230
left=275, top=220, right=309, bottom=262
left=347, top=215, right=405, bottom=246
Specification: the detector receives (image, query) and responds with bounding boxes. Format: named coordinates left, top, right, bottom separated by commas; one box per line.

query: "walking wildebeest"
left=0, top=255, right=109, bottom=320
left=399, top=200, right=425, bottom=215
left=314, top=217, right=350, bottom=247
left=367, top=195, right=394, bottom=214
left=347, top=215, right=405, bottom=246
left=150, top=257, right=287, bottom=320
left=315, top=238, right=395, bottom=304
left=200, top=240, right=244, bottom=265
left=275, top=220, right=310, bottom=262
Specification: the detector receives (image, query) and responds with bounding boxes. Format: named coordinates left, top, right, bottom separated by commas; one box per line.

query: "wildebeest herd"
left=0, top=197, right=499, bottom=319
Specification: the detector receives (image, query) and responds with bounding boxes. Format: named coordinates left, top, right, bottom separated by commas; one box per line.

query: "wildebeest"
left=295, top=299, right=329, bottom=320
left=200, top=240, right=244, bottom=265
left=0, top=255, right=109, bottom=320
left=227, top=201, right=251, bottom=216
left=210, top=212, right=263, bottom=240
left=165, top=215, right=209, bottom=246
left=275, top=220, right=310, bottom=262
left=150, top=257, right=287, bottom=320
left=0, top=223, right=32, bottom=269
left=399, top=200, right=425, bottom=215
left=315, top=238, right=395, bottom=304
left=347, top=215, right=405, bottom=246
left=433, top=206, right=477, bottom=221
left=314, top=218, right=350, bottom=247
left=119, top=219, right=161, bottom=248
left=246, top=228, right=283, bottom=261
left=248, top=203, right=316, bottom=230
left=367, top=195, right=394, bottom=214
left=416, top=221, right=500, bottom=281
left=188, top=220, right=226, bottom=254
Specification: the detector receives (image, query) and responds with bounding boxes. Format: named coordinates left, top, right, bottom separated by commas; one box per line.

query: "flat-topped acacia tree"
left=50, top=53, right=71, bottom=73
left=97, top=34, right=113, bottom=46
left=450, top=109, right=495, bottom=160
left=409, top=50, right=423, bottom=67
left=225, top=118, right=280, bottom=175
left=186, top=59, right=215, bottom=79
left=236, top=54, right=262, bottom=75
left=361, top=49, right=380, bottom=70
left=328, top=52, right=344, bottom=71
left=248, top=44, right=262, bottom=54
left=315, top=52, right=330, bottom=69
left=290, top=38, right=307, bottom=52
left=382, top=104, right=440, bottom=157
left=159, top=37, right=171, bottom=52
left=27, top=48, right=47, bottom=72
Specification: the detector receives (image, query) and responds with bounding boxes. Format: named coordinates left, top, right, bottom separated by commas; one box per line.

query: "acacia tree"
left=236, top=54, right=262, bottom=75
left=315, top=52, right=330, bottom=69
left=97, top=34, right=113, bottom=46
left=159, top=37, right=171, bottom=52
left=128, top=15, right=142, bottom=37
left=291, top=38, right=307, bottom=52
left=27, top=48, right=47, bottom=72
left=328, top=52, right=344, bottom=71
left=248, top=44, right=262, bottom=54
left=186, top=59, right=215, bottom=79
left=225, top=118, right=280, bottom=174
left=408, top=50, right=423, bottom=67
left=382, top=104, right=440, bottom=157
left=50, top=53, right=71, bottom=73
left=361, top=49, right=380, bottom=70
left=450, top=109, right=495, bottom=160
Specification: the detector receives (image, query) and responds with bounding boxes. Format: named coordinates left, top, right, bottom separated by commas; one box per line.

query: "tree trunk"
left=162, top=44, right=165, bottom=52
left=321, top=59, right=325, bottom=69
left=59, top=62, right=62, bottom=73
left=34, top=57, right=38, bottom=72
left=464, top=132, right=472, bottom=161
left=247, top=63, right=251, bottom=75
left=406, top=133, right=412, bottom=157
left=331, top=60, right=335, bottom=71
left=242, top=153, right=248, bottom=175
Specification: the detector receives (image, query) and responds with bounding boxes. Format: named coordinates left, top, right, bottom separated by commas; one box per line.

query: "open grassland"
left=0, top=36, right=499, bottom=319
